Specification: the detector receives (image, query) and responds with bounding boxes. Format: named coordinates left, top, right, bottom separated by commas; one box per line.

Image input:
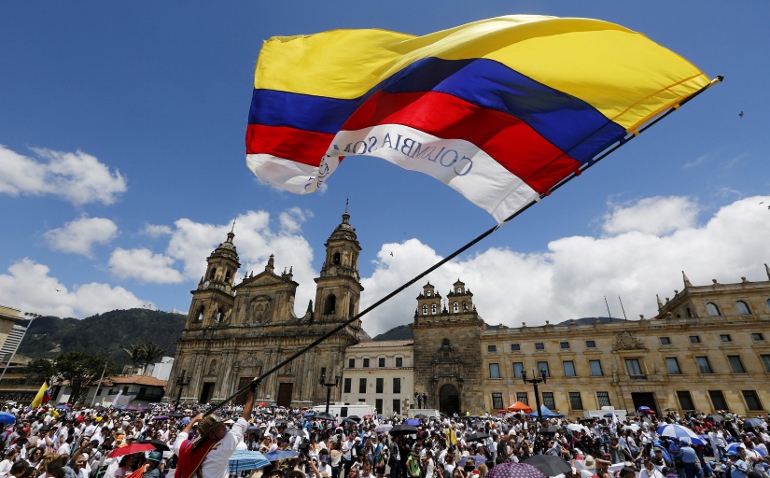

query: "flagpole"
left=91, top=360, right=109, bottom=406
left=205, top=76, right=722, bottom=416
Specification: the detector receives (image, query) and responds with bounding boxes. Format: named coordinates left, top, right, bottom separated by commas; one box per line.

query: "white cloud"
left=0, top=258, right=149, bottom=318
left=44, top=216, right=119, bottom=257
left=602, top=196, right=698, bottom=236
left=141, top=224, right=173, bottom=237
left=358, top=195, right=770, bottom=336
left=108, top=248, right=185, bottom=284
left=156, top=210, right=317, bottom=313
left=0, top=145, right=126, bottom=205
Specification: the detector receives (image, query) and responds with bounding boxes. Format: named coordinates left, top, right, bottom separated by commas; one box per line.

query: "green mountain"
left=372, top=324, right=413, bottom=341
left=17, top=309, right=186, bottom=369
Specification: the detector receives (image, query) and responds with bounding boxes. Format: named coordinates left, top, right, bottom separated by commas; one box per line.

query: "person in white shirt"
left=640, top=459, right=665, bottom=478
left=173, top=384, right=256, bottom=478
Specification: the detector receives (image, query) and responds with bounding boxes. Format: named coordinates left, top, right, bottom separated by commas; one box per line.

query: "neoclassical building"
left=164, top=209, right=365, bottom=407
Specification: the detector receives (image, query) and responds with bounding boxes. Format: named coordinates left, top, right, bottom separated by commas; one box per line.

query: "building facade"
left=477, top=269, right=770, bottom=418
left=341, top=340, right=414, bottom=416
left=164, top=210, right=365, bottom=408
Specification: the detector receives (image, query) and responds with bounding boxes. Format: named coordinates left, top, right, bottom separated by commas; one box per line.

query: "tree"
left=26, top=358, right=56, bottom=384
left=123, top=344, right=146, bottom=374
left=55, top=352, right=116, bottom=405
left=142, top=342, right=166, bottom=368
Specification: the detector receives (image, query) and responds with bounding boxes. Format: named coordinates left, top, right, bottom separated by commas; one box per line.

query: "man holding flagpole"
left=173, top=379, right=256, bottom=478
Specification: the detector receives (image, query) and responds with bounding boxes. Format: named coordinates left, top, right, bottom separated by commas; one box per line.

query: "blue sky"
left=1, top=1, right=769, bottom=336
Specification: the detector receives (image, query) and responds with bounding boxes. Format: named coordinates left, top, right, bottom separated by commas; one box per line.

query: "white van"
left=312, top=403, right=375, bottom=418
left=407, top=408, right=441, bottom=420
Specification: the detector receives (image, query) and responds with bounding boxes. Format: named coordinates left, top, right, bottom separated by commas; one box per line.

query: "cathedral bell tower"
left=186, top=225, right=241, bottom=328
left=314, top=205, right=364, bottom=326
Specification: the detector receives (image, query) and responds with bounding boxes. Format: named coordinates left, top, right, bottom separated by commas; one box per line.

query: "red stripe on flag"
left=344, top=90, right=581, bottom=193
left=246, top=124, right=333, bottom=167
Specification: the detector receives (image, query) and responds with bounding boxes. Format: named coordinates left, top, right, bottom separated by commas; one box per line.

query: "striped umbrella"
left=229, top=450, right=271, bottom=472
left=656, top=424, right=705, bottom=446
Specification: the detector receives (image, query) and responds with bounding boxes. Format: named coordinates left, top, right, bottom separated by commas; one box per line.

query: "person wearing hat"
left=173, top=380, right=257, bottom=478
left=640, top=459, right=664, bottom=478
left=143, top=451, right=164, bottom=478
left=726, top=447, right=750, bottom=478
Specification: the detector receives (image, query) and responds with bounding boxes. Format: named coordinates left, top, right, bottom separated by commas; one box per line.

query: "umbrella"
left=55, top=404, right=71, bottom=410
left=467, top=431, right=490, bottom=442
left=523, top=455, right=573, bottom=477
left=656, top=424, right=705, bottom=445
left=93, top=405, right=107, bottom=411
left=258, top=402, right=267, bottom=407
left=705, top=414, right=724, bottom=423
left=744, top=418, right=766, bottom=430
left=536, top=426, right=559, bottom=435
left=153, top=415, right=170, bottom=421
left=389, top=424, right=419, bottom=436
left=346, top=415, right=361, bottom=422
left=375, top=424, right=393, bottom=433
left=567, top=424, right=589, bottom=434
left=458, top=455, right=487, bottom=468
left=508, top=402, right=533, bottom=413
left=404, top=418, right=421, bottom=426
left=264, top=450, right=298, bottom=462
left=283, top=428, right=304, bottom=437
left=169, top=412, right=184, bottom=418
left=108, top=443, right=155, bottom=458
left=0, top=413, right=16, bottom=425
left=725, top=443, right=745, bottom=457
left=140, top=439, right=170, bottom=452
left=247, top=426, right=262, bottom=435
left=314, top=412, right=335, bottom=421
left=637, top=406, right=651, bottom=413
left=229, top=450, right=271, bottom=472
left=415, top=414, right=428, bottom=420
left=342, top=418, right=359, bottom=425
left=126, top=405, right=145, bottom=411
left=487, top=462, right=548, bottom=478
left=622, top=424, right=640, bottom=432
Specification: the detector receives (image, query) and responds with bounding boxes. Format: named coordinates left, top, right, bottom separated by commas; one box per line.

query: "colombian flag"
left=30, top=382, right=50, bottom=408
left=246, top=16, right=713, bottom=222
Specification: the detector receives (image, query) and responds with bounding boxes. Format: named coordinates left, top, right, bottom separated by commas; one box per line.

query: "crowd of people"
left=0, top=396, right=767, bottom=478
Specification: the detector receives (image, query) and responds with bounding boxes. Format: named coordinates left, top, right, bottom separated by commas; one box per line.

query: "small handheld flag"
left=246, top=15, right=713, bottom=222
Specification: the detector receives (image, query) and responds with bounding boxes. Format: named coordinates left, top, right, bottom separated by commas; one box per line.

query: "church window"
left=349, top=301, right=356, bottom=318
left=706, top=302, right=721, bottom=316
left=225, top=270, right=231, bottom=282
left=209, top=268, right=217, bottom=280
left=333, top=252, right=341, bottom=265
left=431, top=304, right=437, bottom=315
left=686, top=307, right=693, bottom=318
left=426, top=290, right=432, bottom=297
left=453, top=302, right=459, bottom=313
left=215, top=309, right=223, bottom=323
left=422, top=305, right=428, bottom=315
left=456, top=286, right=462, bottom=294
left=324, top=294, right=336, bottom=314
left=196, top=307, right=204, bottom=322
left=463, top=302, right=468, bottom=311
left=736, top=301, right=751, bottom=315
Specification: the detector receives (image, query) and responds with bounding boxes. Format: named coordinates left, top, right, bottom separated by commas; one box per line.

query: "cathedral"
left=164, top=209, right=364, bottom=407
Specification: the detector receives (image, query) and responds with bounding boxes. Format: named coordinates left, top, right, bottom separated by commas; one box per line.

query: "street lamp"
left=175, top=370, right=191, bottom=408
left=319, top=370, right=340, bottom=414
left=522, top=368, right=548, bottom=422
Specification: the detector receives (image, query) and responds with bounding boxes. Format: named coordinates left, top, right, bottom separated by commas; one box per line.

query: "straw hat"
left=197, top=415, right=225, bottom=438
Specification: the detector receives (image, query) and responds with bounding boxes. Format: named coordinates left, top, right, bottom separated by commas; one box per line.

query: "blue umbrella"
left=55, top=404, right=71, bottom=410
left=229, top=450, right=271, bottom=472
left=656, top=424, right=706, bottom=446
left=0, top=412, right=15, bottom=425
left=264, top=450, right=298, bottom=462
left=405, top=418, right=421, bottom=426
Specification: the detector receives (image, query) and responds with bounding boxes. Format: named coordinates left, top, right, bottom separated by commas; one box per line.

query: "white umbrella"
left=622, top=424, right=640, bottom=432
left=567, top=423, right=589, bottom=434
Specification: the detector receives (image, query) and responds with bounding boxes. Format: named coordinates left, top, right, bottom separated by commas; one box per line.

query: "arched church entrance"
left=439, top=384, right=460, bottom=415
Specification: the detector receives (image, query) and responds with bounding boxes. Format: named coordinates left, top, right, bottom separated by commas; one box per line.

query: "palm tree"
left=123, top=344, right=146, bottom=375
left=142, top=342, right=166, bottom=371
